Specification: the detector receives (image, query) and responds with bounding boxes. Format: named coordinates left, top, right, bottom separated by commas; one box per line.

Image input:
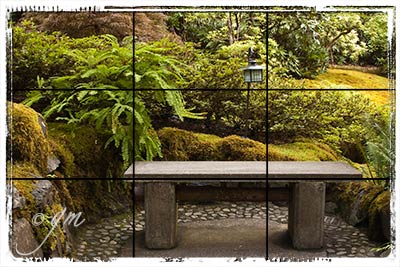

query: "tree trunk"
left=235, top=13, right=241, bottom=41
left=227, top=13, right=234, bottom=45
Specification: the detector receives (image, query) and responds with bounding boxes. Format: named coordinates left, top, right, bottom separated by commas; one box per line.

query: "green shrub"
left=12, top=20, right=118, bottom=89
left=268, top=90, right=387, bottom=155
left=25, top=90, right=134, bottom=169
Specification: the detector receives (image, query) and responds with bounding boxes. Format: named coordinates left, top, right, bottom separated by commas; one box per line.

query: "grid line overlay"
left=5, top=5, right=395, bottom=262
left=132, top=11, right=136, bottom=258
left=265, top=11, right=269, bottom=260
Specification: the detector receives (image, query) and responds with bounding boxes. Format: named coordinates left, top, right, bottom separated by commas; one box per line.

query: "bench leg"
left=144, top=183, right=177, bottom=249
left=288, top=182, right=325, bottom=249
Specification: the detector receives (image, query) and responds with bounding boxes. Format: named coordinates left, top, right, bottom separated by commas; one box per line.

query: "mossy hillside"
left=7, top=102, right=49, bottom=175
left=268, top=140, right=339, bottom=161
left=48, top=123, right=124, bottom=178
left=302, top=68, right=389, bottom=89
left=300, top=68, right=390, bottom=106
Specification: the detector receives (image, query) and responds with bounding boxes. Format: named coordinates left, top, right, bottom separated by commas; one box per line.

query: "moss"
left=302, top=68, right=389, bottom=90
left=12, top=180, right=37, bottom=219
left=368, top=190, right=390, bottom=241
left=268, top=140, right=339, bottom=161
left=7, top=160, right=42, bottom=178
left=334, top=182, right=384, bottom=207
left=157, top=127, right=266, bottom=161
left=51, top=180, right=75, bottom=211
left=333, top=181, right=387, bottom=237
left=7, top=102, right=49, bottom=175
left=215, top=135, right=266, bottom=160
left=48, top=123, right=124, bottom=178
left=158, top=127, right=219, bottom=160
left=65, top=180, right=132, bottom=222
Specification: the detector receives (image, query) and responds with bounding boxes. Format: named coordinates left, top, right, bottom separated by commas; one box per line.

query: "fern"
left=135, top=40, right=186, bottom=89
left=355, top=114, right=393, bottom=187
left=23, top=35, right=205, bottom=171
left=46, top=35, right=132, bottom=89
left=365, top=121, right=393, bottom=182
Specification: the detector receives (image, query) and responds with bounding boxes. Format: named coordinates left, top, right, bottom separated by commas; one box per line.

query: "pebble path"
left=74, top=201, right=387, bottom=260
left=75, top=214, right=133, bottom=261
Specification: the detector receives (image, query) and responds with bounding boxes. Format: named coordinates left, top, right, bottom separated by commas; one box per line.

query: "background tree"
left=20, top=12, right=133, bottom=40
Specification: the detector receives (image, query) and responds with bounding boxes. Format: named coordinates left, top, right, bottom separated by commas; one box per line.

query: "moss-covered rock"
left=7, top=102, right=49, bottom=175
left=12, top=180, right=72, bottom=258
left=368, top=190, right=391, bottom=241
left=332, top=181, right=390, bottom=241
left=48, top=123, right=124, bottom=178
left=216, top=135, right=266, bottom=160
left=65, top=180, right=132, bottom=222
left=12, top=178, right=133, bottom=258
left=157, top=127, right=266, bottom=161
left=7, top=161, right=42, bottom=179
left=157, top=127, right=213, bottom=160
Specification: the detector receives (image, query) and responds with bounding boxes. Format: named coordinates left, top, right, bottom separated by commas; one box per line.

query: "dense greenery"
left=268, top=90, right=388, bottom=154
left=268, top=12, right=390, bottom=79
left=11, top=11, right=393, bottom=176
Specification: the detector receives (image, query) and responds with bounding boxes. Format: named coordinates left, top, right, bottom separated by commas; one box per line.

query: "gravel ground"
left=73, top=201, right=388, bottom=260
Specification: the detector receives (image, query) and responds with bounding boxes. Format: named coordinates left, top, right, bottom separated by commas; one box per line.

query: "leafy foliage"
left=268, top=90, right=388, bottom=154
left=135, top=40, right=186, bottom=89
left=42, top=35, right=133, bottom=89
left=167, top=12, right=266, bottom=51
left=363, top=118, right=394, bottom=180
left=268, top=12, right=389, bottom=80
left=25, top=90, right=134, bottom=169
left=20, top=12, right=133, bottom=40
left=269, top=12, right=329, bottom=78
left=12, top=20, right=119, bottom=89
left=181, top=40, right=266, bottom=89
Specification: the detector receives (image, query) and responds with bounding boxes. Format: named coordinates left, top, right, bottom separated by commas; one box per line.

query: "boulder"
left=7, top=102, right=49, bottom=175
left=380, top=203, right=391, bottom=241
left=368, top=190, right=391, bottom=241
left=333, top=182, right=384, bottom=226
left=12, top=186, right=26, bottom=210
left=47, top=155, right=61, bottom=173
left=31, top=180, right=55, bottom=210
left=11, top=218, right=44, bottom=258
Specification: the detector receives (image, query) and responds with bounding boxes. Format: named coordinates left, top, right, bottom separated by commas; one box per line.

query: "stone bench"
left=126, top=161, right=361, bottom=250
